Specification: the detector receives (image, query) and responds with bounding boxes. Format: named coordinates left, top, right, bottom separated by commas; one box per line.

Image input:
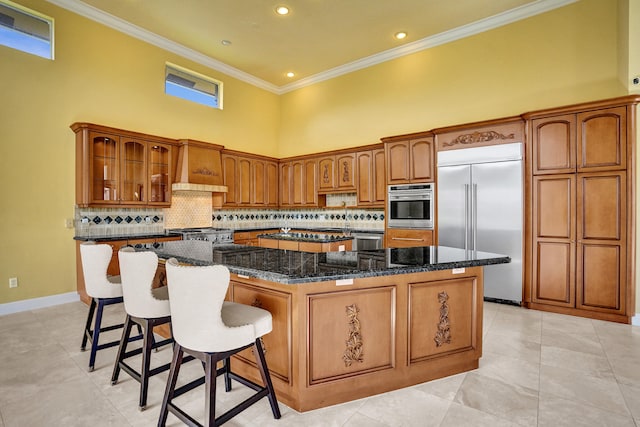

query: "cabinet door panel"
left=252, top=160, right=266, bottom=205
left=577, top=107, right=626, bottom=171
left=409, top=277, right=477, bottom=362
left=578, top=172, right=625, bottom=241
left=121, top=140, right=147, bottom=204
left=266, top=161, right=279, bottom=206
left=238, top=157, right=252, bottom=205
left=318, top=157, right=335, bottom=191
left=304, top=159, right=317, bottom=205
left=292, top=161, right=305, bottom=205
left=336, top=153, right=356, bottom=190
left=533, top=241, right=575, bottom=306
left=410, top=138, right=434, bottom=182
left=279, top=162, right=291, bottom=206
left=373, top=148, right=386, bottom=205
left=577, top=243, right=625, bottom=313
left=532, top=115, right=576, bottom=174
left=534, top=175, right=575, bottom=239
left=308, top=287, right=395, bottom=383
left=222, top=154, right=238, bottom=205
left=356, top=151, right=373, bottom=205
left=386, top=142, right=410, bottom=184
left=532, top=175, right=576, bottom=307
left=149, top=143, right=171, bottom=205
left=232, top=282, right=292, bottom=383
left=90, top=133, right=120, bottom=204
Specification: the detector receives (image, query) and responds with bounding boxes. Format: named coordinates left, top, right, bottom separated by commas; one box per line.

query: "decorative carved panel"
left=442, top=130, right=515, bottom=148
left=343, top=304, right=364, bottom=367
left=434, top=291, right=452, bottom=347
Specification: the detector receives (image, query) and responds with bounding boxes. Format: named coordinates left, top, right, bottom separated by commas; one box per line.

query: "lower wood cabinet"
left=531, top=171, right=629, bottom=321
left=230, top=281, right=292, bottom=383
left=307, top=287, right=395, bottom=383
left=385, top=228, right=433, bottom=248
left=408, top=277, right=477, bottom=363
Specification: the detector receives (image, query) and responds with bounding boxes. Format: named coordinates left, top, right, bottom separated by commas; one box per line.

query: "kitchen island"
left=142, top=241, right=509, bottom=411
left=257, top=231, right=354, bottom=252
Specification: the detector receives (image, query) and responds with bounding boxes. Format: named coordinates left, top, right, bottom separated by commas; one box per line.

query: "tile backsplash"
left=75, top=207, right=165, bottom=237
left=75, top=193, right=384, bottom=237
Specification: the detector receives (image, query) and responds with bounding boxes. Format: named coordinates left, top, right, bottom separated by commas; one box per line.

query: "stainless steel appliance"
left=171, top=227, right=234, bottom=245
left=387, top=183, right=434, bottom=229
left=352, top=232, right=384, bottom=251
left=437, top=142, right=523, bottom=304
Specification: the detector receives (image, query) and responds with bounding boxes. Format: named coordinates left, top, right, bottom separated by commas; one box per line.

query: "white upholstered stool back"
left=118, top=247, right=170, bottom=319
left=165, top=259, right=272, bottom=352
left=80, top=242, right=123, bottom=299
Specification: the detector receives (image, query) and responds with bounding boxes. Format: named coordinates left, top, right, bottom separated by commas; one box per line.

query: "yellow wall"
left=0, top=0, right=279, bottom=303
left=0, top=0, right=636, bottom=314
left=278, top=0, right=625, bottom=157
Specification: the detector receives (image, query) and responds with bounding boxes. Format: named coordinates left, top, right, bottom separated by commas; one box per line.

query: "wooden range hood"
left=173, top=139, right=228, bottom=194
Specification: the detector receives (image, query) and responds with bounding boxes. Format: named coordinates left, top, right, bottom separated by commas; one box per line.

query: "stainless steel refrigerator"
left=437, top=142, right=523, bottom=304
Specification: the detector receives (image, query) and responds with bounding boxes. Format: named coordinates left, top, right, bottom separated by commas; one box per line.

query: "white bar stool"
left=111, top=247, right=175, bottom=410
left=159, top=258, right=281, bottom=426
left=80, top=241, right=137, bottom=372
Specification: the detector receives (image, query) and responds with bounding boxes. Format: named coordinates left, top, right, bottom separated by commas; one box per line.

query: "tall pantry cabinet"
left=524, top=96, right=639, bottom=323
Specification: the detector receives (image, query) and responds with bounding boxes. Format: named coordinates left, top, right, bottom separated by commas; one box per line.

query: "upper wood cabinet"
left=530, top=106, right=627, bottom=175
left=251, top=159, right=279, bottom=206
left=356, top=148, right=385, bottom=207
left=222, top=151, right=279, bottom=207
left=317, top=153, right=356, bottom=193
left=383, top=134, right=434, bottom=184
left=72, top=123, right=175, bottom=207
left=279, top=159, right=316, bottom=207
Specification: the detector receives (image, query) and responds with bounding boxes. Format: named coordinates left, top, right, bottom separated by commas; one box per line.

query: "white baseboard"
left=633, top=315, right=640, bottom=327
left=0, top=292, right=80, bottom=316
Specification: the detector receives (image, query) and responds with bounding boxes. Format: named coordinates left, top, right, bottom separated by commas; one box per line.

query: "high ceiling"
left=50, top=0, right=575, bottom=91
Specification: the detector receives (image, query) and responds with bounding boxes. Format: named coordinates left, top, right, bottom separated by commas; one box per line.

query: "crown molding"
left=47, top=0, right=576, bottom=95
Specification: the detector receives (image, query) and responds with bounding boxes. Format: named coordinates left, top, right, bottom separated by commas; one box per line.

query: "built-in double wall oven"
left=387, top=183, right=434, bottom=229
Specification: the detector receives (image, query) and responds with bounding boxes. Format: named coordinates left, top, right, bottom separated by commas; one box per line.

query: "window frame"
left=0, top=0, right=54, bottom=60
left=164, top=62, right=223, bottom=110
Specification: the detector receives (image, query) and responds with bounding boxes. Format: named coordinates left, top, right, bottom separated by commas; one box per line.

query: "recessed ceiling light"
left=286, top=72, right=295, bottom=78
left=394, top=32, right=408, bottom=40
left=275, top=5, right=290, bottom=15
left=221, top=40, right=232, bottom=46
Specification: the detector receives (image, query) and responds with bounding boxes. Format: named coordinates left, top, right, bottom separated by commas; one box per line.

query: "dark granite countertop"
left=258, top=231, right=354, bottom=243
left=74, top=231, right=182, bottom=242
left=137, top=240, right=509, bottom=285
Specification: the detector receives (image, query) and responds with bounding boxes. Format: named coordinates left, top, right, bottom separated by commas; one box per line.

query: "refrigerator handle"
left=472, top=183, right=478, bottom=252
left=464, top=184, right=469, bottom=251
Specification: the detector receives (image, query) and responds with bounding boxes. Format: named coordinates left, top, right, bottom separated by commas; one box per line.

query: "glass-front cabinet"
left=73, top=123, right=175, bottom=207
left=149, top=143, right=171, bottom=205
left=90, top=132, right=119, bottom=204
left=120, top=138, right=147, bottom=204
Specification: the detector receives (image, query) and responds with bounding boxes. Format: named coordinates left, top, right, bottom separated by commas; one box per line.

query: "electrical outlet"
left=65, top=218, right=74, bottom=229
left=9, top=277, right=18, bottom=288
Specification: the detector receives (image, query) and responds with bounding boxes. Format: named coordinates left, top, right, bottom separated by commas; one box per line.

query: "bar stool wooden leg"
left=111, top=315, right=134, bottom=385
left=204, top=354, right=217, bottom=427
left=80, top=298, right=97, bottom=352
left=158, top=343, right=183, bottom=427
left=88, top=299, right=107, bottom=371
left=254, top=338, right=281, bottom=419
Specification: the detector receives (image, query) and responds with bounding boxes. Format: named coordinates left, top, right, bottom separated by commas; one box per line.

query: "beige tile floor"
left=0, top=301, right=639, bottom=426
